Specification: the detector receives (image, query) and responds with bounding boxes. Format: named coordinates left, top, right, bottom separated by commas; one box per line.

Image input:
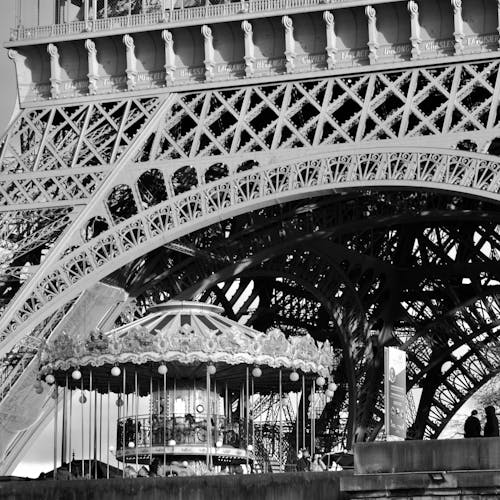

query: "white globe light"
left=72, top=369, right=82, bottom=381
left=289, top=371, right=299, bottom=382
left=325, top=389, right=334, bottom=398
left=207, top=364, right=216, bottom=375
left=109, top=446, right=115, bottom=453
left=35, top=386, right=44, bottom=394
left=45, top=374, right=55, bottom=385
left=316, top=376, right=326, bottom=387
left=247, top=444, right=253, bottom=451
left=111, top=366, right=121, bottom=377
left=116, top=397, right=124, bottom=407
left=158, top=364, right=168, bottom=375
left=79, top=394, right=87, bottom=404
left=168, top=439, right=176, bottom=446
left=327, top=382, right=337, bottom=392
left=182, top=461, right=188, bottom=467
left=128, top=441, right=135, bottom=449
left=308, top=394, right=314, bottom=402
left=215, top=440, right=223, bottom=448
left=252, top=367, right=262, bottom=378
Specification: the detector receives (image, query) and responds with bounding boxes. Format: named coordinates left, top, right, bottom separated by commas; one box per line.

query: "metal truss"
left=1, top=57, right=500, bottom=468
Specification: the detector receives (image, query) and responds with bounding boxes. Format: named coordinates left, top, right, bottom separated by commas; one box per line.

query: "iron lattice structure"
left=1, top=0, right=500, bottom=473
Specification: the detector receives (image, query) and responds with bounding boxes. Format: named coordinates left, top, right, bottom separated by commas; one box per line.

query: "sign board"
left=384, top=346, right=406, bottom=441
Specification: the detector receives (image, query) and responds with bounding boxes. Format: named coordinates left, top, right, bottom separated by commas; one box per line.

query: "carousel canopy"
left=38, top=301, right=335, bottom=393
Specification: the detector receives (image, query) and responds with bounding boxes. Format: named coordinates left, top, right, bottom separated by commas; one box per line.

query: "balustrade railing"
left=9, top=0, right=390, bottom=42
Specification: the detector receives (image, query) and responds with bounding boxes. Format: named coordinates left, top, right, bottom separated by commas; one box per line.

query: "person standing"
left=483, top=406, right=499, bottom=437
left=296, top=449, right=311, bottom=471
left=464, top=409, right=481, bottom=438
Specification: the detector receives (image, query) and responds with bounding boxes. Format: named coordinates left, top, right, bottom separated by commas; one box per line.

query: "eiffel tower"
left=1, top=0, right=500, bottom=474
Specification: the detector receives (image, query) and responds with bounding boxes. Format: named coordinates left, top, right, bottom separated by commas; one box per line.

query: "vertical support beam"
left=47, top=43, right=61, bottom=99
left=282, top=16, right=296, bottom=73
left=162, top=30, right=176, bottom=85
left=85, top=39, right=99, bottom=95
left=123, top=34, right=138, bottom=91
left=407, top=1, right=421, bottom=59
left=202, top=25, right=215, bottom=81
left=451, top=0, right=464, bottom=55
left=365, top=6, right=378, bottom=64
left=104, top=0, right=108, bottom=18
left=323, top=11, right=337, bottom=70
left=84, top=0, right=89, bottom=22
left=92, top=0, right=98, bottom=19
left=241, top=20, right=255, bottom=77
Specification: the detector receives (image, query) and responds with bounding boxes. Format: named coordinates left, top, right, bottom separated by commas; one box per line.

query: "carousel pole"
left=81, top=379, right=85, bottom=477
left=149, top=376, right=153, bottom=462
left=225, top=383, right=229, bottom=426
left=295, top=390, right=299, bottom=464
left=61, top=379, right=67, bottom=467
left=301, top=375, right=306, bottom=450
left=94, top=390, right=98, bottom=479
left=107, top=382, right=110, bottom=479
left=89, top=370, right=93, bottom=478
left=53, top=387, right=58, bottom=479
left=206, top=366, right=211, bottom=470
left=163, top=369, right=167, bottom=472
left=99, top=392, right=103, bottom=467
left=69, top=385, right=73, bottom=475
left=279, top=369, right=283, bottom=473
left=245, top=366, right=249, bottom=470
left=310, top=380, right=315, bottom=456
left=251, top=375, right=255, bottom=465
left=135, top=371, right=139, bottom=470
left=122, top=368, right=126, bottom=478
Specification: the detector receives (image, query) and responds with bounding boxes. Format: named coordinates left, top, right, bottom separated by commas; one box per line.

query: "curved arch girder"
left=1, top=147, right=500, bottom=352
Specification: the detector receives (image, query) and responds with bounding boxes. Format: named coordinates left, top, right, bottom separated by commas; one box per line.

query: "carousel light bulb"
left=252, top=366, right=262, bottom=378
left=79, top=394, right=87, bottom=404
left=289, top=371, right=299, bottom=382
left=35, top=386, right=44, bottom=394
left=182, top=461, right=188, bottom=467
left=168, top=439, right=176, bottom=446
left=157, top=364, right=168, bottom=375
left=215, top=440, right=223, bottom=448
left=247, top=444, right=254, bottom=452
left=316, top=376, right=326, bottom=387
left=45, top=374, right=55, bottom=385
left=128, top=441, right=135, bottom=448
left=207, top=364, right=216, bottom=375
left=308, top=394, right=314, bottom=402
left=111, top=366, right=121, bottom=377
left=327, top=382, right=337, bottom=392
left=109, top=446, right=115, bottom=453
left=72, top=369, right=82, bottom=381
left=116, top=397, right=124, bottom=407
left=325, top=389, right=334, bottom=398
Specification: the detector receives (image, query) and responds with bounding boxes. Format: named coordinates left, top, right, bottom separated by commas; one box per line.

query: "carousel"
left=35, top=301, right=337, bottom=478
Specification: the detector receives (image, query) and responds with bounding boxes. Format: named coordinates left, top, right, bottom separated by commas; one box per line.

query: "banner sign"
left=384, top=346, right=407, bottom=441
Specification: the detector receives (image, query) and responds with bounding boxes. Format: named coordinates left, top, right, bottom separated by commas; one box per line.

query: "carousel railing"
left=116, top=413, right=250, bottom=450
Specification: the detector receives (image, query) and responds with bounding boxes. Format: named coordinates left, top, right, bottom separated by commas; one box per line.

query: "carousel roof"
left=38, top=301, right=335, bottom=391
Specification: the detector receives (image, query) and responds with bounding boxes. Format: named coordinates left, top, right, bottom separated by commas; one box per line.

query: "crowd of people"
left=295, top=449, right=328, bottom=472
left=464, top=406, right=499, bottom=438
